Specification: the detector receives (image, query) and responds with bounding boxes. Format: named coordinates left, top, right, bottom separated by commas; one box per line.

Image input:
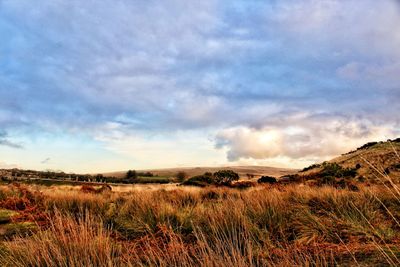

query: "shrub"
left=182, top=173, right=214, bottom=187
left=320, top=162, right=357, bottom=179
left=124, top=170, right=137, bottom=183
left=176, top=171, right=188, bottom=183
left=257, top=176, right=277, bottom=184
left=356, top=141, right=378, bottom=150
left=213, top=170, right=239, bottom=185
left=300, top=164, right=321, bottom=172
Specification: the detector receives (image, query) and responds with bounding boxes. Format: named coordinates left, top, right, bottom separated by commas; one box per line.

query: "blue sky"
left=1, top=0, right=400, bottom=173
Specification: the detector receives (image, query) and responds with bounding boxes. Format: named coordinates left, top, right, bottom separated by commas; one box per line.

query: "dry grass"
left=0, top=174, right=399, bottom=266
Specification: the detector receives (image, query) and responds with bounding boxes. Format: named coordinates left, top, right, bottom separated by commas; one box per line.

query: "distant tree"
left=176, top=171, right=188, bottom=182
left=125, top=170, right=137, bottom=183
left=213, top=170, right=239, bottom=185
left=95, top=174, right=104, bottom=182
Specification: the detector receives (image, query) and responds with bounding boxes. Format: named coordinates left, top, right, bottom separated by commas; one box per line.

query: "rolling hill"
left=299, top=138, right=400, bottom=183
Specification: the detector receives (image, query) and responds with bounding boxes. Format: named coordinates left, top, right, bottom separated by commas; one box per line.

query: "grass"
left=0, top=183, right=398, bottom=266
left=0, top=148, right=400, bottom=266
left=0, top=209, right=18, bottom=224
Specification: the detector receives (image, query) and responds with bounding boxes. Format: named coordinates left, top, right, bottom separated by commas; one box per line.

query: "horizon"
left=1, top=1, right=400, bottom=173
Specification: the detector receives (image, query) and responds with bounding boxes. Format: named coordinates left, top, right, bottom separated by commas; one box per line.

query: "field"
left=0, top=179, right=399, bottom=266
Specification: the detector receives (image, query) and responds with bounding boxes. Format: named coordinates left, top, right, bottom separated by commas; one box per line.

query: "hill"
left=299, top=138, right=400, bottom=184
left=104, top=166, right=298, bottom=180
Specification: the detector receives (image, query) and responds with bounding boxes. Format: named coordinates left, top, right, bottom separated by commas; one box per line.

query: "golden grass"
left=0, top=180, right=399, bottom=266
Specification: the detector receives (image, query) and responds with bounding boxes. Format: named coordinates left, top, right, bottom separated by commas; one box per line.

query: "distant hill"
left=104, top=166, right=298, bottom=180
left=300, top=138, right=400, bottom=183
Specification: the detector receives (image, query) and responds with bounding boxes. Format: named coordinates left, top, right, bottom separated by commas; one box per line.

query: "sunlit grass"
left=0, top=165, right=399, bottom=266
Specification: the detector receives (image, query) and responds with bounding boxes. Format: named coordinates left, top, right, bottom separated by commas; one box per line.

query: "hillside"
left=104, top=166, right=298, bottom=180
left=300, top=138, right=400, bottom=184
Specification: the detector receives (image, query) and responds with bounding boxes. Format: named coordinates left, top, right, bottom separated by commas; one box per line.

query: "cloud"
left=215, top=115, right=399, bottom=162
left=0, top=0, right=398, bottom=132
left=0, top=0, right=400, bottom=170
left=0, top=131, right=23, bottom=149
left=41, top=158, right=51, bottom=164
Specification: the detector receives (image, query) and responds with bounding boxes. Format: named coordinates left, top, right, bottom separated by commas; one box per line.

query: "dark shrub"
left=320, top=162, right=357, bottom=179
left=124, top=170, right=137, bottom=183
left=176, top=171, right=188, bottom=183
left=300, top=164, right=321, bottom=172
left=356, top=141, right=378, bottom=150
left=257, top=176, right=277, bottom=184
left=213, top=170, right=240, bottom=185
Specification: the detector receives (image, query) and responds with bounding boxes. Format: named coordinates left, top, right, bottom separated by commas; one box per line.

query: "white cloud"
left=216, top=116, right=398, bottom=162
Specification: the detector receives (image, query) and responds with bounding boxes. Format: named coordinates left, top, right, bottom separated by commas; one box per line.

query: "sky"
left=1, top=0, right=400, bottom=173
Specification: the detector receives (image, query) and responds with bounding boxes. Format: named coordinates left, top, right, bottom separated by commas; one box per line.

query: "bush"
left=257, top=176, right=277, bottom=184
left=176, top=171, right=188, bottom=183
left=356, top=141, right=378, bottom=150
left=213, top=170, right=239, bottom=185
left=320, top=162, right=357, bottom=179
left=300, top=164, right=321, bottom=172
left=182, top=173, right=214, bottom=187
left=124, top=170, right=137, bottom=183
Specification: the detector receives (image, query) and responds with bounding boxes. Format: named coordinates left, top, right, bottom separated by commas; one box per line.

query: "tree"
left=125, top=170, right=137, bottom=183
left=213, top=170, right=239, bottom=185
left=176, top=171, right=187, bottom=182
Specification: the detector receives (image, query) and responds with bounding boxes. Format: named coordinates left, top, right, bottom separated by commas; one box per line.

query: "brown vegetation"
left=0, top=176, right=399, bottom=266
left=0, top=141, right=398, bottom=266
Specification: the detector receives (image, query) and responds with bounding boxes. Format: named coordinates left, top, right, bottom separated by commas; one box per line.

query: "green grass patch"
left=0, top=209, right=19, bottom=224
left=0, top=222, right=37, bottom=239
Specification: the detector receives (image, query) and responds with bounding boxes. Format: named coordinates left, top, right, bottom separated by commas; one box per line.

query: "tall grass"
left=0, top=178, right=399, bottom=266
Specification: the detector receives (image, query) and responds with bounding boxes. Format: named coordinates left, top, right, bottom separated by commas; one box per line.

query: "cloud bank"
left=0, top=0, right=399, bottom=170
